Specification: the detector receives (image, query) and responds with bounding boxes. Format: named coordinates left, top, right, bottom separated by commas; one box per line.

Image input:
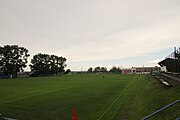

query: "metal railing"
left=142, top=100, right=180, bottom=120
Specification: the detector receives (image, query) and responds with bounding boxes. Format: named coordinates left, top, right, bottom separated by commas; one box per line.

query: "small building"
left=122, top=66, right=160, bottom=74
left=158, top=58, right=180, bottom=73
left=134, top=66, right=160, bottom=74
left=158, top=47, right=180, bottom=73
left=122, top=68, right=136, bottom=74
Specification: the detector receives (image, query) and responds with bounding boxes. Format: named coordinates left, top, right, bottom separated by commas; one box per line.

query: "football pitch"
left=0, top=74, right=179, bottom=120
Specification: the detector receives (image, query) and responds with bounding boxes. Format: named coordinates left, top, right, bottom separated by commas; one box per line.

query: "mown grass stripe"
left=0, top=87, right=72, bottom=104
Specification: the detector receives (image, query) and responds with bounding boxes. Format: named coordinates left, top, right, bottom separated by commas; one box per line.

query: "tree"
left=109, top=66, right=122, bottom=74
left=87, top=67, right=93, bottom=73
left=101, top=67, right=107, bottom=73
left=65, top=69, right=71, bottom=74
left=30, top=53, right=67, bottom=76
left=0, top=45, right=30, bottom=77
left=93, top=66, right=107, bottom=73
left=93, top=66, right=101, bottom=73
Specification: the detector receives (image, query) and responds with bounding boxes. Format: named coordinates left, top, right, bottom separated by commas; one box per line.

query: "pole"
left=72, top=108, right=77, bottom=120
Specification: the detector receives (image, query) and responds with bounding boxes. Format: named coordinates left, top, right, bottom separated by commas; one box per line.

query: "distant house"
left=122, top=66, right=160, bottom=74
left=122, top=68, right=136, bottom=74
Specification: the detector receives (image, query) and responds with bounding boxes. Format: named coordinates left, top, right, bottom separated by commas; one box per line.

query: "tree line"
left=0, top=45, right=122, bottom=78
left=0, top=45, right=67, bottom=77
left=87, top=66, right=122, bottom=74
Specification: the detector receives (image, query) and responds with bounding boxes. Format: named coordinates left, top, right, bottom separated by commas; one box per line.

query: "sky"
left=0, top=0, right=180, bottom=71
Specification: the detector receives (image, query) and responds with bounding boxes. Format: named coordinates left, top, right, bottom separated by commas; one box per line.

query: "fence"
left=142, top=100, right=180, bottom=120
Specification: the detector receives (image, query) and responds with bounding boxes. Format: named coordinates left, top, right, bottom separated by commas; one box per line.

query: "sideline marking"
left=96, top=95, right=120, bottom=120
left=96, top=75, right=138, bottom=120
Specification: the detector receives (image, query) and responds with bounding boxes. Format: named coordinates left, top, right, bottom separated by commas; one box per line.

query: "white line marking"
left=96, top=75, right=138, bottom=120
left=96, top=95, right=121, bottom=120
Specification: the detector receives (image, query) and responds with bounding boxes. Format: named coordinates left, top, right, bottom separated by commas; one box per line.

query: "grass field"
left=0, top=74, right=179, bottom=120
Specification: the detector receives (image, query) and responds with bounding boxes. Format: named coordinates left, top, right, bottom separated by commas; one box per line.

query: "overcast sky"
left=0, top=0, right=180, bottom=71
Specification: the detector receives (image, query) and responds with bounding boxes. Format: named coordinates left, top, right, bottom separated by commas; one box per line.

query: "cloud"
left=147, top=59, right=162, bottom=64
left=0, top=0, right=180, bottom=70
left=55, top=15, right=180, bottom=62
left=147, top=59, right=162, bottom=67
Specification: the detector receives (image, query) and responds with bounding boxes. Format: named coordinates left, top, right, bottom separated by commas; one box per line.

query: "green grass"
left=0, top=74, right=179, bottom=120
